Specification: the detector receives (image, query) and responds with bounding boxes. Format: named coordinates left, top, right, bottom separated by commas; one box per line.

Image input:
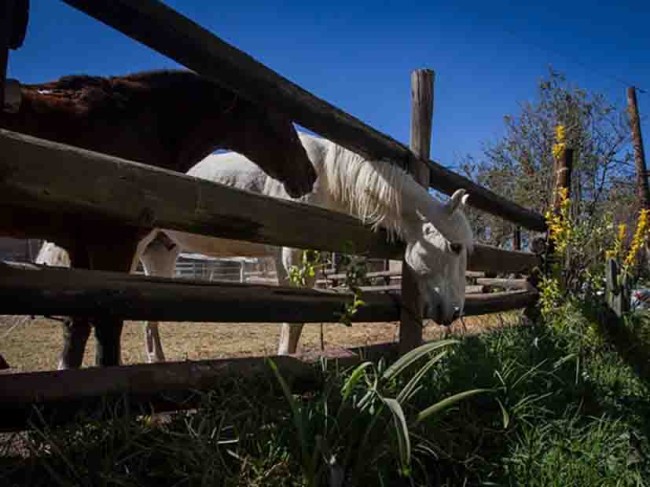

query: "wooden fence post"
left=526, top=146, right=574, bottom=323
left=606, top=258, right=629, bottom=317
left=512, top=227, right=522, bottom=279
left=627, top=87, right=649, bottom=211
left=553, top=146, right=573, bottom=270
left=627, top=86, right=649, bottom=274
left=399, top=69, right=433, bottom=353
left=0, top=1, right=13, bottom=109
left=553, top=148, right=573, bottom=215
left=513, top=227, right=522, bottom=251
left=0, top=0, right=29, bottom=110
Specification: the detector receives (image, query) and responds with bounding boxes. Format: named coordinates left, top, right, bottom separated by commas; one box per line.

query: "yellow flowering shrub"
left=623, top=209, right=649, bottom=271
left=544, top=187, right=571, bottom=253
left=539, top=274, right=561, bottom=318
left=603, top=208, right=650, bottom=276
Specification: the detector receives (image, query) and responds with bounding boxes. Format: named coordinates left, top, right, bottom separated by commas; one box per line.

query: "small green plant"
left=332, top=251, right=368, bottom=326
left=288, top=249, right=324, bottom=288
left=267, top=340, right=488, bottom=486
left=288, top=245, right=369, bottom=326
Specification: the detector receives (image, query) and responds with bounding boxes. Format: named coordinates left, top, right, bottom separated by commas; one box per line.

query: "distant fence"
left=156, top=254, right=263, bottom=282
left=0, top=0, right=544, bottom=430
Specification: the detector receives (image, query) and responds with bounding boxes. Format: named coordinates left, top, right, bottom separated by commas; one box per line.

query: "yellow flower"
left=624, top=209, right=650, bottom=270
left=618, top=224, right=627, bottom=245
left=605, top=224, right=627, bottom=262
left=545, top=187, right=571, bottom=253
left=552, top=124, right=566, bottom=162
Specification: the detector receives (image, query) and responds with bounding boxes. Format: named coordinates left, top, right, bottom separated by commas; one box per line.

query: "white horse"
left=38, top=132, right=474, bottom=363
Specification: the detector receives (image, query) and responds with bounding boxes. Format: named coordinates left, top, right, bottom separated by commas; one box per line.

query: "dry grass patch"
left=0, top=312, right=520, bottom=372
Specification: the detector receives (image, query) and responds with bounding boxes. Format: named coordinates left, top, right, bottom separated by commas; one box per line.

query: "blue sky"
left=8, top=0, right=650, bottom=169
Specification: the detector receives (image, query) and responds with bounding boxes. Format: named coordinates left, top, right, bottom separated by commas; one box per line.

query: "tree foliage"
left=462, top=69, right=635, bottom=248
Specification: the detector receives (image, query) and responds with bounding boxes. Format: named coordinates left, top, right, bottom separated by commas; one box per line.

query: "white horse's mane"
left=318, top=137, right=405, bottom=239
left=301, top=133, right=473, bottom=247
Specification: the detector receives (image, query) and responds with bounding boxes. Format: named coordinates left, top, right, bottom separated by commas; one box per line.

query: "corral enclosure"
left=0, top=0, right=545, bottom=430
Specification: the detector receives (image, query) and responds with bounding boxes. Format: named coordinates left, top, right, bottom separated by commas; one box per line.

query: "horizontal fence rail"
left=0, top=129, right=399, bottom=259
left=468, top=245, right=540, bottom=274
left=0, top=340, right=414, bottom=431
left=0, top=129, right=541, bottom=274
left=476, top=278, right=532, bottom=290
left=0, top=262, right=401, bottom=323
left=0, top=262, right=538, bottom=322
left=0, top=353, right=336, bottom=431
left=60, top=0, right=547, bottom=232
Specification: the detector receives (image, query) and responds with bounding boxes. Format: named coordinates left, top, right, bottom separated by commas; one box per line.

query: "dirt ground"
left=0, top=313, right=520, bottom=373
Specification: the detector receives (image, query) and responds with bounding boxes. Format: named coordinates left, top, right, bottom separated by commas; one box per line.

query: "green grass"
left=2, top=304, right=650, bottom=486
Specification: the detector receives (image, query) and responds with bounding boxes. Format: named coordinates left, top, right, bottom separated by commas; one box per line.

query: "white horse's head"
left=403, top=189, right=473, bottom=326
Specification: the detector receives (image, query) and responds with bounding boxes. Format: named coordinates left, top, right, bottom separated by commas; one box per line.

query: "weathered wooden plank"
left=324, top=269, right=401, bottom=280
left=0, top=352, right=352, bottom=431
left=466, top=271, right=485, bottom=279
left=469, top=245, right=540, bottom=274
left=465, top=285, right=487, bottom=294
left=476, top=278, right=532, bottom=290
left=0, top=262, right=401, bottom=323
left=322, top=269, right=486, bottom=283
left=60, top=0, right=547, bottom=232
left=0, top=128, right=400, bottom=258
left=463, top=290, right=538, bottom=316
left=0, top=262, right=535, bottom=323
left=324, top=283, right=485, bottom=294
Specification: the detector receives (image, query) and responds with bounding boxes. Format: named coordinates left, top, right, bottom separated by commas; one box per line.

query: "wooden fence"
left=0, top=0, right=545, bottom=430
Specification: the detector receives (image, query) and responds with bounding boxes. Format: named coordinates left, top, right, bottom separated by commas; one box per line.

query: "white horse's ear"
left=446, top=189, right=468, bottom=215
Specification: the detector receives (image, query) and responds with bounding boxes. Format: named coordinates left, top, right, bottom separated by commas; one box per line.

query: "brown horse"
left=0, top=70, right=316, bottom=369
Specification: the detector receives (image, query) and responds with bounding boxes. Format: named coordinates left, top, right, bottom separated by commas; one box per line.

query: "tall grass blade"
left=266, top=358, right=314, bottom=482
left=496, top=398, right=510, bottom=429
left=396, top=351, right=448, bottom=404
left=341, top=361, right=374, bottom=402
left=383, top=397, right=411, bottom=476
left=416, top=389, right=490, bottom=423
left=382, top=340, right=458, bottom=382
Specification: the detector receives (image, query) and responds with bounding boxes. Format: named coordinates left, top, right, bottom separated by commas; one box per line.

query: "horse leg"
left=139, top=234, right=180, bottom=363
left=94, top=317, right=124, bottom=366
left=58, top=318, right=91, bottom=369
left=88, top=231, right=140, bottom=367
left=277, top=247, right=315, bottom=355
left=57, top=245, right=91, bottom=370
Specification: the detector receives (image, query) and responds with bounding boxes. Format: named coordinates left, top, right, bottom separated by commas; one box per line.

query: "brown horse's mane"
left=21, top=70, right=234, bottom=116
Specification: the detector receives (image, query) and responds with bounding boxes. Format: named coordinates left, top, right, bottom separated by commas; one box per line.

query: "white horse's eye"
left=449, top=243, right=463, bottom=254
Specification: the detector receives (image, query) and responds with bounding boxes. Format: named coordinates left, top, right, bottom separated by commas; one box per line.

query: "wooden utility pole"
left=607, top=95, right=631, bottom=316
left=399, top=69, right=433, bottom=353
left=627, top=87, right=649, bottom=211
left=553, top=148, right=574, bottom=215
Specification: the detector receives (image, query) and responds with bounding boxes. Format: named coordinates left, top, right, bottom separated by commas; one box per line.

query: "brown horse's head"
left=231, top=102, right=316, bottom=198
